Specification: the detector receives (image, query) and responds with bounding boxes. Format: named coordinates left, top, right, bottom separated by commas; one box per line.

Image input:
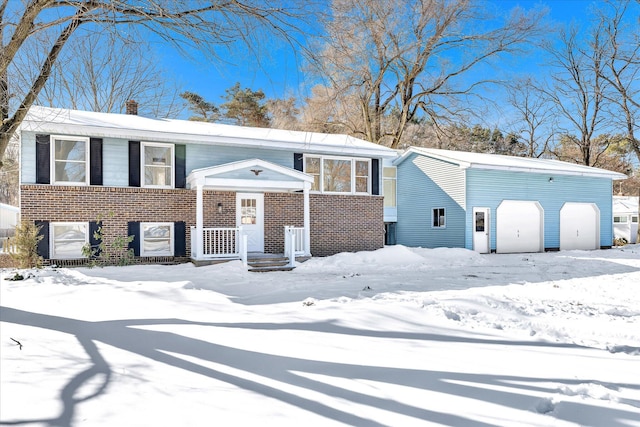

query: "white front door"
left=236, top=193, right=264, bottom=252
left=472, top=207, right=490, bottom=253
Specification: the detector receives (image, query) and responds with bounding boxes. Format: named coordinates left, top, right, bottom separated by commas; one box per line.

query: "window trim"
left=614, top=216, right=628, bottom=224
left=141, top=142, right=175, bottom=189
left=383, top=166, right=397, bottom=208
left=140, top=222, right=174, bottom=257
left=631, top=215, right=638, bottom=224
left=303, top=154, right=371, bottom=195
left=50, top=135, right=90, bottom=185
left=432, top=207, right=446, bottom=228
left=50, top=222, right=89, bottom=259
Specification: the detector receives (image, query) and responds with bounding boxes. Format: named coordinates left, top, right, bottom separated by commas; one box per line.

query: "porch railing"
left=1, top=237, right=16, bottom=254
left=284, top=226, right=305, bottom=257
left=190, top=226, right=247, bottom=265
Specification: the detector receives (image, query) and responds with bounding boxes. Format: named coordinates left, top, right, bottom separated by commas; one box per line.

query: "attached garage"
left=560, top=202, right=600, bottom=250
left=496, top=200, right=544, bottom=253
left=393, top=148, right=627, bottom=254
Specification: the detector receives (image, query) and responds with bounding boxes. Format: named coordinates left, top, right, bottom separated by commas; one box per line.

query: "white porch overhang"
left=186, top=159, right=313, bottom=261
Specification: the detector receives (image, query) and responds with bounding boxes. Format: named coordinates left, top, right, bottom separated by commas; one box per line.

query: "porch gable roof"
left=186, top=158, right=313, bottom=192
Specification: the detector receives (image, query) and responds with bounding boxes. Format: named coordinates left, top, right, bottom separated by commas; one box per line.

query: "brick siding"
left=310, top=194, right=385, bottom=256
left=20, top=185, right=385, bottom=264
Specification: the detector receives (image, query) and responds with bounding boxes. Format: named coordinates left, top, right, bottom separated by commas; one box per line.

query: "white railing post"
left=241, top=233, right=248, bottom=267
left=287, top=230, right=296, bottom=268
left=284, top=226, right=290, bottom=258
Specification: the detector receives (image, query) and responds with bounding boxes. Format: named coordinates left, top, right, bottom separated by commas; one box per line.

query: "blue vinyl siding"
left=396, top=153, right=466, bottom=248
left=20, top=131, right=37, bottom=184
left=186, top=144, right=292, bottom=173
left=465, top=169, right=615, bottom=250
left=21, top=132, right=296, bottom=186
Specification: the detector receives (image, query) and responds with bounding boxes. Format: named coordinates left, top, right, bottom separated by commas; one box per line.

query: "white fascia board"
left=21, top=121, right=396, bottom=159
left=201, top=178, right=306, bottom=192
left=468, top=163, right=628, bottom=180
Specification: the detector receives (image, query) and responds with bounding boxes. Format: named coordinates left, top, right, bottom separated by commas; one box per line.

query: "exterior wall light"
left=217, top=202, right=223, bottom=213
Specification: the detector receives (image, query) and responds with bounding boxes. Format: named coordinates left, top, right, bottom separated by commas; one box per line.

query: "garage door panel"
left=560, top=203, right=599, bottom=250
left=497, top=200, right=543, bottom=253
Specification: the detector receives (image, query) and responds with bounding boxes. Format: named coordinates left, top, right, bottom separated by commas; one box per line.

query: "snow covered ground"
left=1, top=245, right=639, bottom=427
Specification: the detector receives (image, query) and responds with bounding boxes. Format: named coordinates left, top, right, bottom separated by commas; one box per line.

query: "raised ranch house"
left=18, top=105, right=397, bottom=266
left=393, top=147, right=627, bottom=253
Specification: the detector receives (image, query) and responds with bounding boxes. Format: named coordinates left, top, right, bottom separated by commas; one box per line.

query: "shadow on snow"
left=1, top=306, right=639, bottom=427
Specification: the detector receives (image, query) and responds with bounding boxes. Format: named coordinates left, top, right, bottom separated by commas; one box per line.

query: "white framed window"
left=305, top=157, right=321, bottom=191
left=614, top=216, right=628, bottom=224
left=383, top=167, right=397, bottom=208
left=51, top=136, right=89, bottom=185
left=432, top=208, right=446, bottom=228
left=240, top=199, right=257, bottom=225
left=355, top=160, right=370, bottom=193
left=141, top=222, right=174, bottom=256
left=142, top=142, right=174, bottom=188
left=303, top=155, right=371, bottom=194
left=51, top=222, right=88, bottom=259
left=632, top=215, right=638, bottom=224
left=323, top=158, right=352, bottom=192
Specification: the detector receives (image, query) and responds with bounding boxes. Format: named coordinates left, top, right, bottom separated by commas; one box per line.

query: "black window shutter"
left=293, top=153, right=303, bottom=171
left=35, top=220, right=50, bottom=259
left=90, top=138, right=103, bottom=186
left=175, top=144, right=186, bottom=188
left=127, top=221, right=140, bottom=256
left=129, top=141, right=141, bottom=187
left=174, top=221, right=186, bottom=257
left=36, top=134, right=51, bottom=184
left=89, top=221, right=101, bottom=257
left=371, top=158, right=380, bottom=195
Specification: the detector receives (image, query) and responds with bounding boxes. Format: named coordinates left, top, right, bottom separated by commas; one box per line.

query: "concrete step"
left=248, top=265, right=296, bottom=272
left=247, top=255, right=295, bottom=272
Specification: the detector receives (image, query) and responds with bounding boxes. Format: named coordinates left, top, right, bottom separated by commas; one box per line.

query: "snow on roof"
left=395, top=147, right=628, bottom=180
left=19, top=106, right=397, bottom=158
left=0, top=203, right=19, bottom=212
left=613, top=196, right=639, bottom=214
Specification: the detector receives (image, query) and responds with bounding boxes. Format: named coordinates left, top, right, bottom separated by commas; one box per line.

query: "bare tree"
left=0, top=0, right=318, bottom=168
left=307, top=0, right=546, bottom=148
left=505, top=77, right=556, bottom=158
left=596, top=0, right=640, bottom=165
left=16, top=31, right=183, bottom=117
left=266, top=97, right=300, bottom=131
left=545, top=23, right=611, bottom=166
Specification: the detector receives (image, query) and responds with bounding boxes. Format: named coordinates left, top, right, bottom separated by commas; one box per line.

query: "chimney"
left=125, top=99, right=138, bottom=115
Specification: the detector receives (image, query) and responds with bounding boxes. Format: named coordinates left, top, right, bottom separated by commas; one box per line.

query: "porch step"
left=247, top=255, right=294, bottom=272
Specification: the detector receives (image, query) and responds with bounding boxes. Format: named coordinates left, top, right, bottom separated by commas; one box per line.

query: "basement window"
left=51, top=222, right=88, bottom=259
left=141, top=222, right=174, bottom=256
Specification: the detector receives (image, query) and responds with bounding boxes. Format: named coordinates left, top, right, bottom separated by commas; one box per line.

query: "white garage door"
left=560, top=202, right=599, bottom=250
left=496, top=200, right=544, bottom=253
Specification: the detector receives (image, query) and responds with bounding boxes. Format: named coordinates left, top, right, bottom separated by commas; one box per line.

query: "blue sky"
left=155, top=0, right=606, bottom=117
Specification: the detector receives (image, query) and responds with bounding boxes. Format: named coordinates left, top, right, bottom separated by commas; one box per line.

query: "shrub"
left=9, top=221, right=43, bottom=269
left=82, top=212, right=134, bottom=267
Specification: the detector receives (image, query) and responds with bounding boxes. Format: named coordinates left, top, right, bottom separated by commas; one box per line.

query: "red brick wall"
left=20, top=185, right=385, bottom=263
left=264, top=193, right=304, bottom=253
left=20, top=185, right=235, bottom=264
left=0, top=254, right=16, bottom=268
left=310, top=194, right=385, bottom=256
